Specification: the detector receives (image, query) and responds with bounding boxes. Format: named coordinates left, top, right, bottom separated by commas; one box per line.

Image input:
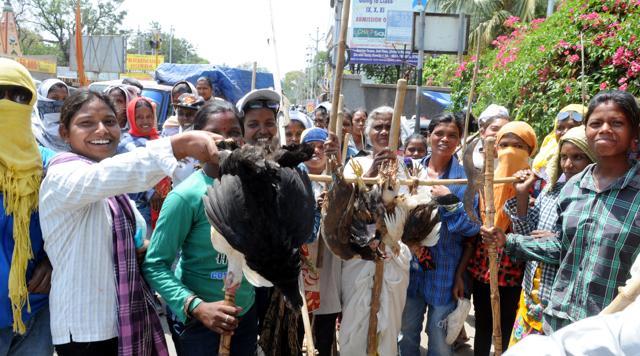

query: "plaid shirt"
left=407, top=156, right=481, bottom=306
left=506, top=162, right=640, bottom=332
left=504, top=183, right=563, bottom=325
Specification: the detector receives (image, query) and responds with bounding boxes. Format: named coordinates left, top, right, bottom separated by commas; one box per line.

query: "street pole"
left=169, top=26, right=174, bottom=63
left=414, top=8, right=425, bottom=134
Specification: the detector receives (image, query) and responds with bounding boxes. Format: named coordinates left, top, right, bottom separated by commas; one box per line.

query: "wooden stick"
left=218, top=289, right=237, bottom=356
left=389, top=79, right=408, bottom=152
left=461, top=33, right=482, bottom=155
left=308, top=174, right=520, bottom=186
left=601, top=277, right=640, bottom=315
left=299, top=274, right=316, bottom=355
left=335, top=94, right=345, bottom=143
left=483, top=136, right=502, bottom=355
left=329, top=0, right=351, bottom=133
left=366, top=252, right=384, bottom=356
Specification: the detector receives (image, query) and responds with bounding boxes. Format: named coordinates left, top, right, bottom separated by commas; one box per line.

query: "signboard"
left=70, top=35, right=126, bottom=73
left=3, top=56, right=57, bottom=74
left=126, top=54, right=164, bottom=72
left=412, top=13, right=470, bottom=54
left=348, top=0, right=418, bottom=65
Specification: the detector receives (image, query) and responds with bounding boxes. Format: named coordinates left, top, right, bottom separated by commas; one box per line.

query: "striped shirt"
left=510, top=162, right=640, bottom=332
left=39, top=138, right=177, bottom=344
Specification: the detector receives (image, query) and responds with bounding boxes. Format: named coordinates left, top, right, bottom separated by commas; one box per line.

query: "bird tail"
left=271, top=143, right=314, bottom=168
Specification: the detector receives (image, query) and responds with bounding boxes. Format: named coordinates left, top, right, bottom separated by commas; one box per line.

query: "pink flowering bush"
left=451, top=0, right=640, bottom=138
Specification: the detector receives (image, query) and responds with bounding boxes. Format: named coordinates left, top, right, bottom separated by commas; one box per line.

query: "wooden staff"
left=308, top=174, right=520, bottom=186
left=461, top=33, right=482, bottom=155
left=335, top=94, right=345, bottom=143
left=601, top=278, right=640, bottom=315
left=299, top=274, right=317, bottom=355
left=329, top=0, right=351, bottom=133
left=367, top=78, right=407, bottom=356
left=218, top=286, right=237, bottom=356
left=483, top=136, right=502, bottom=355
left=341, top=133, right=352, bottom=165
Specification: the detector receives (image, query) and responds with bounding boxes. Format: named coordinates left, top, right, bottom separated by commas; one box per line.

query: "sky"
left=121, top=0, right=334, bottom=80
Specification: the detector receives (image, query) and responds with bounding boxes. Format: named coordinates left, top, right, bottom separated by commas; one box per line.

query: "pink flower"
left=538, top=45, right=546, bottom=52
left=619, top=83, right=628, bottom=91
left=565, top=85, right=572, bottom=94
left=600, top=82, right=608, bottom=90
left=619, top=77, right=628, bottom=84
left=557, top=40, right=570, bottom=49
left=568, top=54, right=580, bottom=63
left=504, top=16, right=520, bottom=28
left=603, top=5, right=609, bottom=11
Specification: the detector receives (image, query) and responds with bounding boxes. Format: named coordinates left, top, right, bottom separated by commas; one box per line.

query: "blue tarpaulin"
left=154, top=64, right=275, bottom=104
left=422, top=90, right=451, bottom=107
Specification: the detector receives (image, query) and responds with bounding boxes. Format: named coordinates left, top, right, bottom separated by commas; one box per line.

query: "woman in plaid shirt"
left=482, top=90, right=640, bottom=336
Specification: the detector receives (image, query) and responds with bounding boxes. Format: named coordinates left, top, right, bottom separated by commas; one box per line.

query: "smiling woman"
left=39, top=89, right=224, bottom=356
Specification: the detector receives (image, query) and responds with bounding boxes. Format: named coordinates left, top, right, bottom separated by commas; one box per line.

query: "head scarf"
left=532, top=104, right=587, bottom=179
left=0, top=58, right=42, bottom=333
left=32, top=79, right=69, bottom=152
left=546, top=126, right=596, bottom=189
left=104, top=84, right=139, bottom=131
left=492, top=121, right=537, bottom=231
left=127, top=96, right=159, bottom=140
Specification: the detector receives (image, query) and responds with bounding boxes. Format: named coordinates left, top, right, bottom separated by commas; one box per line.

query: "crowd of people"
left=1, top=54, right=640, bottom=356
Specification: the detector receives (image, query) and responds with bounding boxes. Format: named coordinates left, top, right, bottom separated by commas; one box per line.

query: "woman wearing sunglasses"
left=236, top=89, right=281, bottom=149
left=532, top=104, right=586, bottom=183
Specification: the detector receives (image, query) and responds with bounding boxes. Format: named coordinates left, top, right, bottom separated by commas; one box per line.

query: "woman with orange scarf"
left=467, top=121, right=537, bottom=356
left=118, top=97, right=172, bottom=230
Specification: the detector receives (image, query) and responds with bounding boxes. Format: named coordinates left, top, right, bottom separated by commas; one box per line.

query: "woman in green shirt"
left=142, top=99, right=256, bottom=355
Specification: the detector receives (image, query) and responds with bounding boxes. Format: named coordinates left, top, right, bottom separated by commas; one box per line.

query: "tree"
left=15, top=0, right=127, bottom=65
left=19, top=28, right=62, bottom=59
left=451, top=0, right=640, bottom=139
left=127, top=22, right=209, bottom=64
left=431, top=0, right=547, bottom=48
left=283, top=70, right=306, bottom=104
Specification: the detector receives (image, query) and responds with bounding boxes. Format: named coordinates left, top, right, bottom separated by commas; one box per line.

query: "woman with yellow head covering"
left=532, top=104, right=587, bottom=181
left=467, top=121, right=537, bottom=356
left=481, top=126, right=595, bottom=346
left=0, top=58, right=54, bottom=353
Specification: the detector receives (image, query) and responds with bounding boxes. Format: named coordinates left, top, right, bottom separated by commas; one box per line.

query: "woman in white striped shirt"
left=39, top=90, right=222, bottom=356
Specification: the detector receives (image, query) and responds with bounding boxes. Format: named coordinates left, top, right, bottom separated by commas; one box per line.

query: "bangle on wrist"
left=183, top=295, right=200, bottom=317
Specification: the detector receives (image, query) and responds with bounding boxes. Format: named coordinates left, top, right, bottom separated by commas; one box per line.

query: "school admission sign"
left=348, top=0, right=420, bottom=65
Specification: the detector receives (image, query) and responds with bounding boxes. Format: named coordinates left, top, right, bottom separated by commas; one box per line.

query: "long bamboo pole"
left=483, top=137, right=502, bottom=355
left=388, top=79, right=407, bottom=152
left=308, top=174, right=520, bottom=186
left=329, top=0, right=351, bottom=133
left=600, top=278, right=640, bottom=315
left=217, top=288, right=236, bottom=356
left=299, top=274, right=316, bottom=355
left=461, top=33, right=482, bottom=154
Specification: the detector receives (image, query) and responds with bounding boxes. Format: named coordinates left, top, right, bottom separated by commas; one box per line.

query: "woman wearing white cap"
left=236, top=89, right=281, bottom=149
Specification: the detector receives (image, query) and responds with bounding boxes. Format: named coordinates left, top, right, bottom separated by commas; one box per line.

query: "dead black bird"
left=202, top=143, right=316, bottom=310
left=463, top=137, right=483, bottom=224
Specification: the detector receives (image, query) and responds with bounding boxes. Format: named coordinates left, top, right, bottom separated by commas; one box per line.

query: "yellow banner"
left=14, top=57, right=57, bottom=74
left=120, top=72, right=153, bottom=80
left=127, top=54, right=164, bottom=71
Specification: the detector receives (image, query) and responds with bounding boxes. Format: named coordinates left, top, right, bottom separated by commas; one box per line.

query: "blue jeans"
left=0, top=305, right=53, bottom=356
left=398, top=294, right=456, bottom=356
left=169, top=305, right=257, bottom=356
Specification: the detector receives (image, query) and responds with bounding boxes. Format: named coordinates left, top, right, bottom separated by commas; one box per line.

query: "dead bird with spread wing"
left=202, top=142, right=316, bottom=310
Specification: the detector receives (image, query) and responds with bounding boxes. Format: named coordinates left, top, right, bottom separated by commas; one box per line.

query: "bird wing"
left=401, top=203, right=440, bottom=247
left=202, top=175, right=252, bottom=253
left=462, top=138, right=482, bottom=224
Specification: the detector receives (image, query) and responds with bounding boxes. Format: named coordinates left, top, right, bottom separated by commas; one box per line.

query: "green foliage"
left=422, top=55, right=458, bottom=87
left=16, top=0, right=127, bottom=65
left=283, top=70, right=306, bottom=104
left=451, top=0, right=640, bottom=139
